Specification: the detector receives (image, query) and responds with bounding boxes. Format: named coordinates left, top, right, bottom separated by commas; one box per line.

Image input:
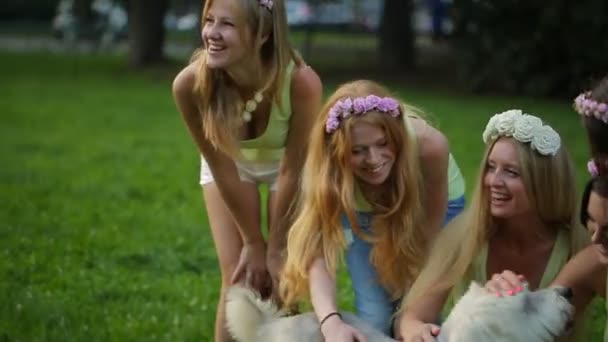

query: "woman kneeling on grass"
left=399, top=110, right=588, bottom=341
left=172, top=0, right=322, bottom=340
left=280, top=80, right=466, bottom=340
left=485, top=76, right=608, bottom=341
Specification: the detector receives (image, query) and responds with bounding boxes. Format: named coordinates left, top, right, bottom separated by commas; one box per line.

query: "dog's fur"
left=226, top=282, right=573, bottom=342
left=436, top=282, right=573, bottom=342
left=225, top=285, right=396, bottom=342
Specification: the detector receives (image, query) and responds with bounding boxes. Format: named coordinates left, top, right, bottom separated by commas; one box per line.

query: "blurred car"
left=286, top=0, right=313, bottom=27
left=412, top=0, right=453, bottom=35
left=286, top=0, right=382, bottom=32
left=315, top=1, right=355, bottom=27
left=52, top=0, right=127, bottom=43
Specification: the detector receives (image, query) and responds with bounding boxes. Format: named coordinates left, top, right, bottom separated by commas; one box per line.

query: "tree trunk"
left=192, top=1, right=204, bottom=48
left=72, top=0, right=94, bottom=20
left=127, top=0, right=169, bottom=67
left=378, top=0, right=415, bottom=69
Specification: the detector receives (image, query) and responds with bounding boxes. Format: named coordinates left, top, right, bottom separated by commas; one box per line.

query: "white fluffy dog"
left=225, top=282, right=573, bottom=342
left=436, top=282, right=573, bottom=342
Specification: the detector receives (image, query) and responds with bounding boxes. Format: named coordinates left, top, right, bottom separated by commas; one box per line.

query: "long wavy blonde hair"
left=191, top=0, right=302, bottom=156
left=280, top=80, right=430, bottom=306
left=403, top=135, right=588, bottom=310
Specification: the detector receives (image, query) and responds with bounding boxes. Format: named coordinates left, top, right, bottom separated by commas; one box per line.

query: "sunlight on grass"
left=0, top=51, right=604, bottom=340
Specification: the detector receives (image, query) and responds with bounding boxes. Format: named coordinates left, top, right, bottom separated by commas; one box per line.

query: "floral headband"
left=325, top=95, right=401, bottom=133
left=258, top=0, right=273, bottom=11
left=588, top=159, right=600, bottom=177
left=482, top=109, right=561, bottom=156
left=574, top=92, right=608, bottom=123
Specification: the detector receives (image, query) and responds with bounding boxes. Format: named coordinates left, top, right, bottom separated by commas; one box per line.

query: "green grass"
left=0, top=51, right=604, bottom=341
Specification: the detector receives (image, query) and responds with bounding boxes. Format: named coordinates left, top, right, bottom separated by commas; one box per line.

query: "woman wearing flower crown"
left=279, top=80, right=466, bottom=340
left=398, top=110, right=587, bottom=341
left=483, top=78, right=608, bottom=341
left=575, top=76, right=608, bottom=176
left=172, top=0, right=322, bottom=340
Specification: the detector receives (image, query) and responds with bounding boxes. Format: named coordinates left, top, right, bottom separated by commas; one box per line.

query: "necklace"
left=242, top=92, right=263, bottom=122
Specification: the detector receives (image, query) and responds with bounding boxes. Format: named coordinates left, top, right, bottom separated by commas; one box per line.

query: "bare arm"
left=398, top=290, right=448, bottom=341
left=310, top=258, right=340, bottom=321
left=267, top=66, right=322, bottom=252
left=552, top=246, right=607, bottom=318
left=415, top=121, right=450, bottom=236
left=309, top=258, right=368, bottom=342
left=266, top=66, right=322, bottom=294
left=172, top=65, right=267, bottom=289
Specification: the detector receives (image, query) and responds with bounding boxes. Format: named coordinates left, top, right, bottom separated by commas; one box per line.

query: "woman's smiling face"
left=202, top=0, right=250, bottom=70
left=349, top=121, right=395, bottom=186
left=483, top=138, right=532, bottom=220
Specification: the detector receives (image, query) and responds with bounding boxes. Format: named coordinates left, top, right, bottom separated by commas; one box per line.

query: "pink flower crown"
left=574, top=92, right=608, bottom=123
left=588, top=159, right=600, bottom=177
left=325, top=95, right=401, bottom=133
left=258, top=0, right=273, bottom=11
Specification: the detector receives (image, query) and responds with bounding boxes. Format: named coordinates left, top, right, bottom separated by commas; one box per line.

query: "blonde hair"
left=280, top=80, right=430, bottom=306
left=403, top=135, right=587, bottom=310
left=191, top=0, right=302, bottom=156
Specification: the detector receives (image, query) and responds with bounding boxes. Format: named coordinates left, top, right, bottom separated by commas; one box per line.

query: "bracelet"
left=319, top=312, right=342, bottom=328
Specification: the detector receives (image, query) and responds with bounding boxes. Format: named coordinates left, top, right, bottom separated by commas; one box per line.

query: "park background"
left=1, top=0, right=608, bottom=340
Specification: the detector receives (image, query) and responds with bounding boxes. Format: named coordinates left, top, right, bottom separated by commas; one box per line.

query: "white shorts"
left=199, top=156, right=280, bottom=191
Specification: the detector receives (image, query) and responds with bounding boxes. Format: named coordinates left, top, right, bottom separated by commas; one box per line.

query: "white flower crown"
left=482, top=109, right=561, bottom=156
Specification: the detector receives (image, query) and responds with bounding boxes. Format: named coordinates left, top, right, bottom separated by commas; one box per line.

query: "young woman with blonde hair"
left=280, top=80, right=466, bottom=340
left=399, top=110, right=587, bottom=341
left=485, top=77, right=608, bottom=341
left=172, top=0, right=322, bottom=340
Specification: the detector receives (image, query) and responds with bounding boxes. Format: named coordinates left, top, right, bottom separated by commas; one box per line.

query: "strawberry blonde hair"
left=280, top=80, right=430, bottom=306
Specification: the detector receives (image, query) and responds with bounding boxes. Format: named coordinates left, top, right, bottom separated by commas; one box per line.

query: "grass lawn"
left=0, top=51, right=604, bottom=341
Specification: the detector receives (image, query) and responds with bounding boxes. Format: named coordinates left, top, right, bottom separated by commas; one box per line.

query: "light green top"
left=446, top=153, right=465, bottom=200
left=443, top=228, right=570, bottom=317
left=239, top=61, right=296, bottom=162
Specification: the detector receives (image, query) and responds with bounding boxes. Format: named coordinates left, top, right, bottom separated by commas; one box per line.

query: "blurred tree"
left=452, top=0, right=608, bottom=97
left=378, top=0, right=415, bottom=69
left=127, top=0, right=169, bottom=67
left=1, top=0, right=56, bottom=20
left=192, top=0, right=204, bottom=47
left=72, top=0, right=94, bottom=21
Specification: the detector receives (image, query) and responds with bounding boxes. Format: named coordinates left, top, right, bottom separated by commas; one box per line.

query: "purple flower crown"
left=325, top=95, right=401, bottom=133
left=259, top=0, right=273, bottom=11
left=574, top=92, right=608, bottom=123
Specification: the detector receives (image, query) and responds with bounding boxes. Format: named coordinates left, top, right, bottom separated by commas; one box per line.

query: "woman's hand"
left=231, top=240, right=271, bottom=295
left=321, top=316, right=368, bottom=342
left=485, top=270, right=526, bottom=296
left=399, top=320, right=440, bottom=342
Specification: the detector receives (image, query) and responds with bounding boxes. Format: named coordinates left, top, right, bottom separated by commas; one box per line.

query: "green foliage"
left=1, top=0, right=58, bottom=20
left=0, top=51, right=604, bottom=340
left=451, top=0, right=608, bottom=97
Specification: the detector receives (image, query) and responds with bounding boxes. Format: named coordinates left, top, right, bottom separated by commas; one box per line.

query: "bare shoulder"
left=172, top=62, right=198, bottom=102
left=410, top=117, right=449, bottom=161
left=290, top=64, right=322, bottom=103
